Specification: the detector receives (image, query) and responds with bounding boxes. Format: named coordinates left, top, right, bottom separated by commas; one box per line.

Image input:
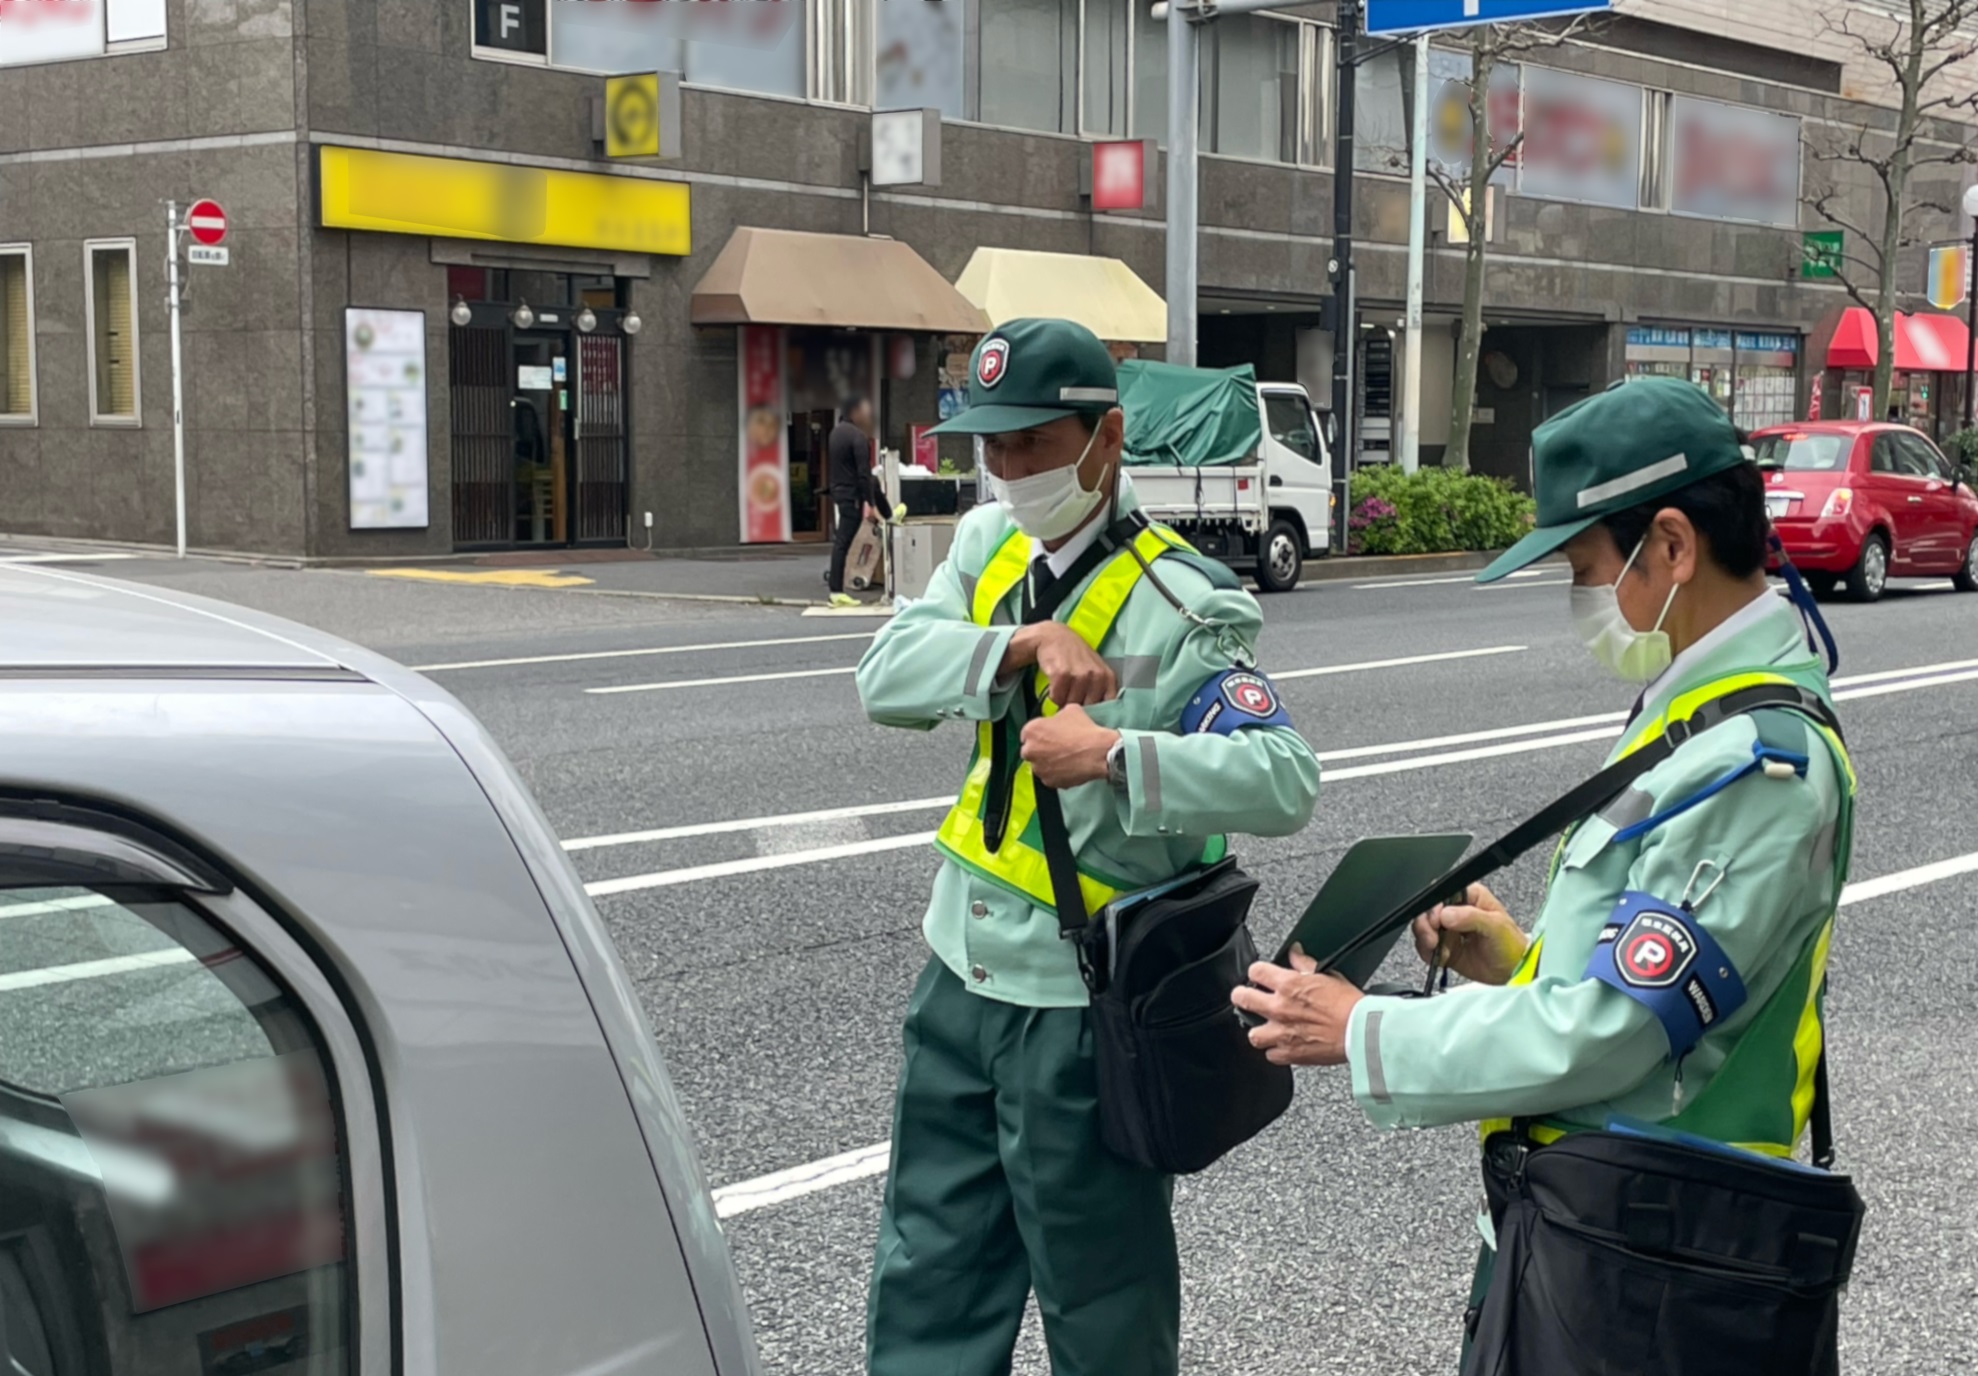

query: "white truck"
left=1116, top=361, right=1334, bottom=593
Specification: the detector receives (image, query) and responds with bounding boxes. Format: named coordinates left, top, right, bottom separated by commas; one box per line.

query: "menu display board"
left=345, top=308, right=430, bottom=530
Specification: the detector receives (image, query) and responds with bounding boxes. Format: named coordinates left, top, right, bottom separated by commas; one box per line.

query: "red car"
left=1750, top=421, right=1978, bottom=602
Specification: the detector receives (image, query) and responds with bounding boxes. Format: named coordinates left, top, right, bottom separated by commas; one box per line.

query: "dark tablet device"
left=1270, top=833, right=1475, bottom=987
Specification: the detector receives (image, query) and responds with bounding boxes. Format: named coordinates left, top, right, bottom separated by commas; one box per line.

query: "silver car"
left=0, top=565, right=758, bottom=1376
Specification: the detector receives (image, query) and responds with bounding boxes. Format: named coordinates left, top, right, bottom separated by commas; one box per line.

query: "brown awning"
left=690, top=227, right=989, bottom=333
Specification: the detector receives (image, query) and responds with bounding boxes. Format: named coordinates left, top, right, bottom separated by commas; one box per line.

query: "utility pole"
left=1398, top=32, right=1429, bottom=473
left=1330, top=0, right=1360, bottom=483
left=1156, top=0, right=1308, bottom=367
left=165, top=200, right=188, bottom=559
left=1165, top=0, right=1200, bottom=365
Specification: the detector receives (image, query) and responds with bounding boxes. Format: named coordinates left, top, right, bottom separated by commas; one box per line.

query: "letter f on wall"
left=501, top=2, right=521, bottom=39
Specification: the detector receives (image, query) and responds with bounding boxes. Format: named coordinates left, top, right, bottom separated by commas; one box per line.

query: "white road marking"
left=1479, top=580, right=1572, bottom=592
left=0, top=947, right=195, bottom=993
left=586, top=666, right=854, bottom=695
left=1839, top=851, right=1978, bottom=905
left=565, top=797, right=950, bottom=852
left=1316, top=712, right=1628, bottom=763
left=411, top=631, right=874, bottom=674
left=1275, top=645, right=1525, bottom=680
left=1350, top=570, right=1549, bottom=590
left=583, top=831, right=936, bottom=897
left=586, top=643, right=1528, bottom=699
left=705, top=848, right=1978, bottom=1219
left=712, top=1141, right=893, bottom=1219
left=572, top=659, right=1978, bottom=863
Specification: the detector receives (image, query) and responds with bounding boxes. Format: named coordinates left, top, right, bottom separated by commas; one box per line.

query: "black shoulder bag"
left=1013, top=534, right=1292, bottom=1177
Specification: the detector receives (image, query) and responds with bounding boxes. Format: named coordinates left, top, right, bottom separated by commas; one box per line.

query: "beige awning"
left=955, top=248, right=1168, bottom=344
left=690, top=227, right=989, bottom=333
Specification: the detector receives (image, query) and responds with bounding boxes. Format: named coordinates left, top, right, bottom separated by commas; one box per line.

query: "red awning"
left=1823, top=306, right=1973, bottom=372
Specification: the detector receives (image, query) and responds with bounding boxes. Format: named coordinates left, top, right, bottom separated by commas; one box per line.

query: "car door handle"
left=1908, top=496, right=1925, bottom=503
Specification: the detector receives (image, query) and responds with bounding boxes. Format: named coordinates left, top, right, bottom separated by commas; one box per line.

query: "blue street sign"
left=1365, top=0, right=1609, bottom=37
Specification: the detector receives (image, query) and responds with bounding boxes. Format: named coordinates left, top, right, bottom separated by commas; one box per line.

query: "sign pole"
left=1164, top=0, right=1200, bottom=367
left=1965, top=232, right=1976, bottom=431
left=1399, top=32, right=1430, bottom=474
left=165, top=201, right=188, bottom=559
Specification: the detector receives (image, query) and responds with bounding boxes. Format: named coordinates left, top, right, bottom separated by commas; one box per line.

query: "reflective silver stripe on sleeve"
left=963, top=632, right=998, bottom=700
left=1107, top=655, right=1161, bottom=691
left=1138, top=735, right=1162, bottom=813
left=1364, top=1009, right=1391, bottom=1105
left=1597, top=787, right=1656, bottom=830
left=959, top=570, right=978, bottom=612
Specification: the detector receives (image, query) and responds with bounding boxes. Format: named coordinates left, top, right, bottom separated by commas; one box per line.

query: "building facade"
left=0, top=0, right=1972, bottom=559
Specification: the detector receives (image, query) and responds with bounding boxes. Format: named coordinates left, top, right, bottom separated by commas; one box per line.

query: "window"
left=1263, top=392, right=1319, bottom=463
left=1082, top=0, right=1132, bottom=136
left=0, top=0, right=166, bottom=68
left=980, top=0, right=1078, bottom=134
left=0, top=247, right=33, bottom=424
left=876, top=0, right=965, bottom=116
left=0, top=885, right=350, bottom=1373
left=1869, top=435, right=1910, bottom=476
left=1893, top=433, right=1950, bottom=480
left=84, top=241, right=139, bottom=426
left=1203, top=14, right=1299, bottom=163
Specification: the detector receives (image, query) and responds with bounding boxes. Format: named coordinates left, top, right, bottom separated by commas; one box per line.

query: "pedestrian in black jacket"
left=826, top=396, right=881, bottom=602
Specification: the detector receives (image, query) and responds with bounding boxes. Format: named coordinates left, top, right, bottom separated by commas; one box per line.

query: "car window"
left=1869, top=435, right=1909, bottom=475
left=1262, top=394, right=1319, bottom=463
left=1894, top=433, right=1951, bottom=481
left=1751, top=433, right=1848, bottom=472
left=0, top=886, right=351, bottom=1375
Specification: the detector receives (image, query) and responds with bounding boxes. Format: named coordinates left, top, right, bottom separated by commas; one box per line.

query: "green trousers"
left=866, top=957, right=1180, bottom=1376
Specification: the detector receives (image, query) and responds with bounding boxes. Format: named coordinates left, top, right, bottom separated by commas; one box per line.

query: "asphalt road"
left=68, top=550, right=1978, bottom=1376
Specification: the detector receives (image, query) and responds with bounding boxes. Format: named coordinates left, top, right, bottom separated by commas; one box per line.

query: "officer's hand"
left=1411, top=884, right=1528, bottom=987
left=1020, top=708, right=1118, bottom=789
left=1232, top=946, right=1361, bottom=1067
left=1006, top=623, right=1118, bottom=707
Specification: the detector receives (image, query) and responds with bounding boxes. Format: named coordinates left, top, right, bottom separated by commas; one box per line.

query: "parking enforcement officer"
left=856, top=318, right=1321, bottom=1376
left=1233, top=378, right=1857, bottom=1368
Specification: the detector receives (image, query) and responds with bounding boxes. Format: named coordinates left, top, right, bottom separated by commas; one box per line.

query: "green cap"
left=1475, top=376, right=1748, bottom=583
left=926, top=317, right=1119, bottom=436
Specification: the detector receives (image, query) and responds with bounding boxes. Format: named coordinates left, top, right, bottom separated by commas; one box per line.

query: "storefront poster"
left=912, top=424, right=938, bottom=472
left=1670, top=96, right=1800, bottom=228
left=345, top=308, right=429, bottom=530
left=740, top=324, right=791, bottom=544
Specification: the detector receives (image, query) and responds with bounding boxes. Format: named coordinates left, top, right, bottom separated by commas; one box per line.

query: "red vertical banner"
left=739, top=325, right=790, bottom=543
left=912, top=424, right=938, bottom=471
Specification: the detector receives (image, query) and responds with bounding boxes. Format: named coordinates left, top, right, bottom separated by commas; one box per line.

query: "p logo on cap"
left=977, top=338, right=1010, bottom=389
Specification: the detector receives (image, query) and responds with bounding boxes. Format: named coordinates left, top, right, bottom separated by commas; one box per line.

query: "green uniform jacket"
left=856, top=482, right=1323, bottom=1009
left=1345, top=597, right=1848, bottom=1133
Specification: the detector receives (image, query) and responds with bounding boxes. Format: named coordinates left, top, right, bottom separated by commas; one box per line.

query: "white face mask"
left=1570, top=535, right=1680, bottom=684
left=985, top=425, right=1109, bottom=541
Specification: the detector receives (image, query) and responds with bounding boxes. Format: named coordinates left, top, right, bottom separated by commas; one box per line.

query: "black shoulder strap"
left=1325, top=682, right=1839, bottom=976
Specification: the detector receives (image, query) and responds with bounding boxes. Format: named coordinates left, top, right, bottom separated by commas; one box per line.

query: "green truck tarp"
left=1117, top=359, right=1261, bottom=468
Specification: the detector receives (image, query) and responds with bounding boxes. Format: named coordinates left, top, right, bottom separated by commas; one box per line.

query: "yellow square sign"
left=607, top=73, right=663, bottom=159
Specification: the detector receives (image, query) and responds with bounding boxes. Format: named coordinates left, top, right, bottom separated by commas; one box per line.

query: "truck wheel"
left=1255, top=519, right=1304, bottom=594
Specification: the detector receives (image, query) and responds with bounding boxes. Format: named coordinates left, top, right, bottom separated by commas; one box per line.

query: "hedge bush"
left=1347, top=464, right=1536, bottom=556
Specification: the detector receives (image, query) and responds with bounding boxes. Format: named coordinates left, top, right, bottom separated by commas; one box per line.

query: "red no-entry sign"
left=187, top=199, right=228, bottom=246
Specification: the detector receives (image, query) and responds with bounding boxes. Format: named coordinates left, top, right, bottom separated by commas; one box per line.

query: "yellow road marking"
left=367, top=568, right=595, bottom=589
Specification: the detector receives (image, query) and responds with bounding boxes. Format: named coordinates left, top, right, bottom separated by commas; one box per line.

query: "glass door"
left=573, top=336, right=627, bottom=543
left=512, top=333, right=562, bottom=544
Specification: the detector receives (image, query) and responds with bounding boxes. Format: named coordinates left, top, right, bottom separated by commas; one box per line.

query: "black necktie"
left=1029, top=555, right=1057, bottom=613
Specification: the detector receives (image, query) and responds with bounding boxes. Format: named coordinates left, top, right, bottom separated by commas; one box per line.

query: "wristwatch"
left=1105, top=736, right=1129, bottom=793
